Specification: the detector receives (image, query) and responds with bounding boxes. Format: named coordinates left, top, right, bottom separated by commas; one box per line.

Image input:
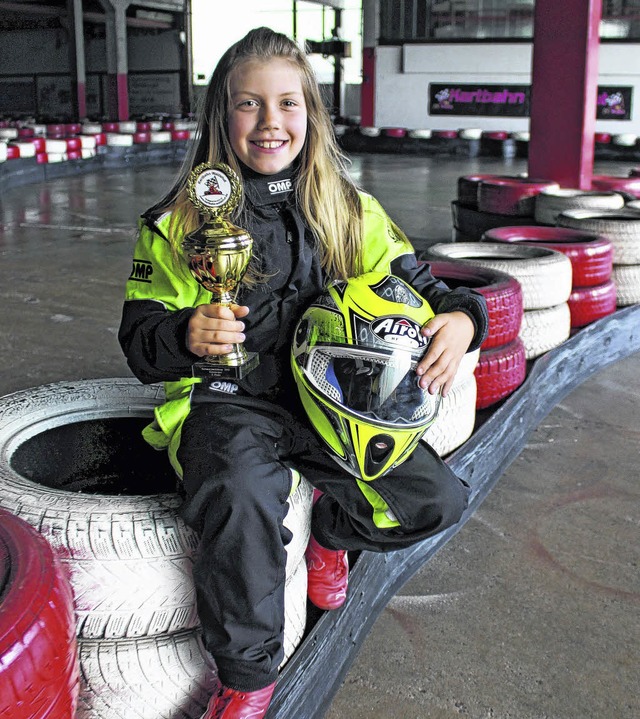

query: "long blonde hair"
left=150, top=27, right=364, bottom=281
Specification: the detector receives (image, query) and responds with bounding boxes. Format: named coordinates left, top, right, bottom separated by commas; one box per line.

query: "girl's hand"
left=416, top=311, right=475, bottom=397
left=187, top=303, right=250, bottom=358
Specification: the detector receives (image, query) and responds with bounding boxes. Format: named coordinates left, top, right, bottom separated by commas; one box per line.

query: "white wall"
left=373, top=42, right=640, bottom=134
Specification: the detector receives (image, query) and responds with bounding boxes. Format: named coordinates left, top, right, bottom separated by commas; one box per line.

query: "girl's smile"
left=228, top=57, right=307, bottom=176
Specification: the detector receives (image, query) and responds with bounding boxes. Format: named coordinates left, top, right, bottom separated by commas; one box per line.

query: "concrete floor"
left=0, top=153, right=638, bottom=719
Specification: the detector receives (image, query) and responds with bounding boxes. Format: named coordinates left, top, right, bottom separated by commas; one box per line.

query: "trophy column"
left=182, top=162, right=259, bottom=380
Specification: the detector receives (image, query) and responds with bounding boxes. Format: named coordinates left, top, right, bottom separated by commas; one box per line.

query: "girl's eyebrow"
left=230, top=89, right=304, bottom=99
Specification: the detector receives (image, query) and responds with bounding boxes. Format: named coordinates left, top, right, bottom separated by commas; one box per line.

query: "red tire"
left=481, top=131, right=509, bottom=141
left=474, top=338, right=527, bottom=410
left=382, top=127, right=406, bottom=137
left=568, top=280, right=617, bottom=328
left=136, top=122, right=151, bottom=132
left=171, top=129, right=190, bottom=141
left=594, top=133, right=611, bottom=144
left=102, top=122, right=119, bottom=132
left=0, top=508, right=79, bottom=719
left=432, top=130, right=458, bottom=139
left=482, top=226, right=614, bottom=287
left=591, top=175, right=640, bottom=199
left=457, top=174, right=519, bottom=208
left=133, top=131, right=151, bottom=144
left=478, top=177, right=560, bottom=216
left=428, top=260, right=523, bottom=350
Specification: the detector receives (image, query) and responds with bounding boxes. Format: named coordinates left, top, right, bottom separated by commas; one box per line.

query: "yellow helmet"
left=291, top=272, right=441, bottom=481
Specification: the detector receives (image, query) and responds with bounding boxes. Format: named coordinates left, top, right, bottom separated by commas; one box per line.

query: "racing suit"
left=118, top=164, right=489, bottom=691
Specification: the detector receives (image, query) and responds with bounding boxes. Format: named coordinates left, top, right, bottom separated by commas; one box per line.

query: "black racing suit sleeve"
left=389, top=254, right=490, bottom=352
left=118, top=299, right=197, bottom=384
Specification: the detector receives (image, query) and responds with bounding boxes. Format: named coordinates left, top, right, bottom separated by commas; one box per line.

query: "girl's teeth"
left=256, top=141, right=283, bottom=149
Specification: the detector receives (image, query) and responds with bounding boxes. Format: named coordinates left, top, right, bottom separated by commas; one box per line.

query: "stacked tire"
left=0, top=508, right=79, bottom=719
left=452, top=175, right=559, bottom=241
left=426, top=261, right=525, bottom=411
left=425, top=243, right=572, bottom=361
left=0, top=378, right=313, bottom=719
left=481, top=226, right=616, bottom=329
left=557, top=208, right=640, bottom=307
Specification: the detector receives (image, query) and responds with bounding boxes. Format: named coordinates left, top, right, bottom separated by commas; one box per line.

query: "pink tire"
left=478, top=177, right=560, bottom=216
left=474, top=338, right=527, bottom=410
left=591, top=175, right=640, bottom=199
left=0, top=508, right=79, bottom=719
left=428, top=260, right=523, bottom=350
left=568, top=280, right=617, bottom=328
left=382, top=127, right=407, bottom=137
left=481, top=131, right=509, bottom=141
left=457, top=174, right=519, bottom=208
left=482, top=226, right=614, bottom=287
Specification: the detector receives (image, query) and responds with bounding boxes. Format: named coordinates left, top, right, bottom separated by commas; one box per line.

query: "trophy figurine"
left=182, top=162, right=259, bottom=379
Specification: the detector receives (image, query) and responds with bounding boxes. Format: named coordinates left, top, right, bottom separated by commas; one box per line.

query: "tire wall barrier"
left=0, top=379, right=313, bottom=719
left=480, top=226, right=617, bottom=329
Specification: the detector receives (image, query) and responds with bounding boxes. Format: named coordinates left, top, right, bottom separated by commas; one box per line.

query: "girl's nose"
left=258, top=104, right=280, bottom=130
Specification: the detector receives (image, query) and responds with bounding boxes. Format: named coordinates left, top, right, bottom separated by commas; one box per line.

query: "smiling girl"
left=118, top=27, right=488, bottom=719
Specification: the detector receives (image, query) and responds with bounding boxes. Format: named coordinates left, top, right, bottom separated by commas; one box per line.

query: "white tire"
left=11, top=141, right=36, bottom=158
left=82, top=123, right=103, bottom=134
left=0, top=142, right=7, bottom=162
left=422, top=374, right=477, bottom=457
left=557, top=208, right=640, bottom=264
left=106, top=133, right=133, bottom=147
left=0, top=378, right=312, bottom=641
left=611, top=264, right=640, bottom=306
left=626, top=200, right=640, bottom=212
left=0, top=128, right=18, bottom=140
left=150, top=131, right=172, bottom=143
left=360, top=126, right=380, bottom=137
left=408, top=129, right=432, bottom=139
left=519, top=303, right=571, bottom=359
left=426, top=242, right=572, bottom=310
left=534, top=188, right=625, bottom=225
left=511, top=131, right=530, bottom=142
left=118, top=121, right=137, bottom=134
left=458, top=128, right=482, bottom=140
left=79, top=135, right=97, bottom=149
left=612, top=133, right=637, bottom=147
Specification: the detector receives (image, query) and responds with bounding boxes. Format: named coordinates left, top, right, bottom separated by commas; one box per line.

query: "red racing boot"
left=200, top=678, right=276, bottom=719
left=305, top=533, right=349, bottom=610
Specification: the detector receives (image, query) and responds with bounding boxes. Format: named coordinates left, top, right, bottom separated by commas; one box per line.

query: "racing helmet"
left=291, top=272, right=441, bottom=481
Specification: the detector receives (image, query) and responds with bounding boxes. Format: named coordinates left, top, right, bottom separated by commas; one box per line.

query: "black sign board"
left=430, top=83, right=633, bottom=120
left=596, top=86, right=633, bottom=120
left=429, top=83, right=530, bottom=117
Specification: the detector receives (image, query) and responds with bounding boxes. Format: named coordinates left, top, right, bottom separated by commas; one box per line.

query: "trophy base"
left=192, top=352, right=259, bottom=380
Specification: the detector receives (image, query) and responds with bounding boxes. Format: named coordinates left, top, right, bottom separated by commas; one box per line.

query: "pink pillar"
left=360, top=47, right=375, bottom=127
left=528, top=0, right=602, bottom=189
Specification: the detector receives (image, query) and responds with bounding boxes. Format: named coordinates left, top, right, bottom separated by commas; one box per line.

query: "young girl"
left=119, top=27, right=488, bottom=719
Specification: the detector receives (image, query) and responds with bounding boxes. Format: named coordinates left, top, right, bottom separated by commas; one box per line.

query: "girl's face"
left=227, top=58, right=308, bottom=176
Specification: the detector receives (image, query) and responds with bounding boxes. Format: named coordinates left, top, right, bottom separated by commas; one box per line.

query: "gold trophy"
left=182, top=162, right=259, bottom=379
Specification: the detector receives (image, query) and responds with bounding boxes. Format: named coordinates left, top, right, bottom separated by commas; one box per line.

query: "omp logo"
left=268, top=179, right=292, bottom=194
left=208, top=380, right=239, bottom=394
left=371, top=316, right=426, bottom=350
left=129, top=259, right=153, bottom=283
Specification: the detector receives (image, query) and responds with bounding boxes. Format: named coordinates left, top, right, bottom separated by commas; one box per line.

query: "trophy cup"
left=182, top=162, right=259, bottom=379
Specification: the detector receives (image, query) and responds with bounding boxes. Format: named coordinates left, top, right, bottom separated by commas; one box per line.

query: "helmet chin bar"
left=365, top=434, right=395, bottom=477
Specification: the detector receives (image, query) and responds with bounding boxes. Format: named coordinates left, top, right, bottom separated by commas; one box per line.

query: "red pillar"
left=528, top=0, right=602, bottom=189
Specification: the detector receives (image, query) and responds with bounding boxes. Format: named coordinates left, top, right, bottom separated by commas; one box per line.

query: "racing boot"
left=200, top=678, right=276, bottom=719
left=305, top=533, right=348, bottom=610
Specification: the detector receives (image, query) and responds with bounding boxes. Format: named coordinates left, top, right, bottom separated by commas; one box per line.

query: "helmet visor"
left=304, top=344, right=440, bottom=426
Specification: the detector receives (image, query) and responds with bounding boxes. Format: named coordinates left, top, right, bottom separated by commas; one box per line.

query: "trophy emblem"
left=182, top=162, right=259, bottom=379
